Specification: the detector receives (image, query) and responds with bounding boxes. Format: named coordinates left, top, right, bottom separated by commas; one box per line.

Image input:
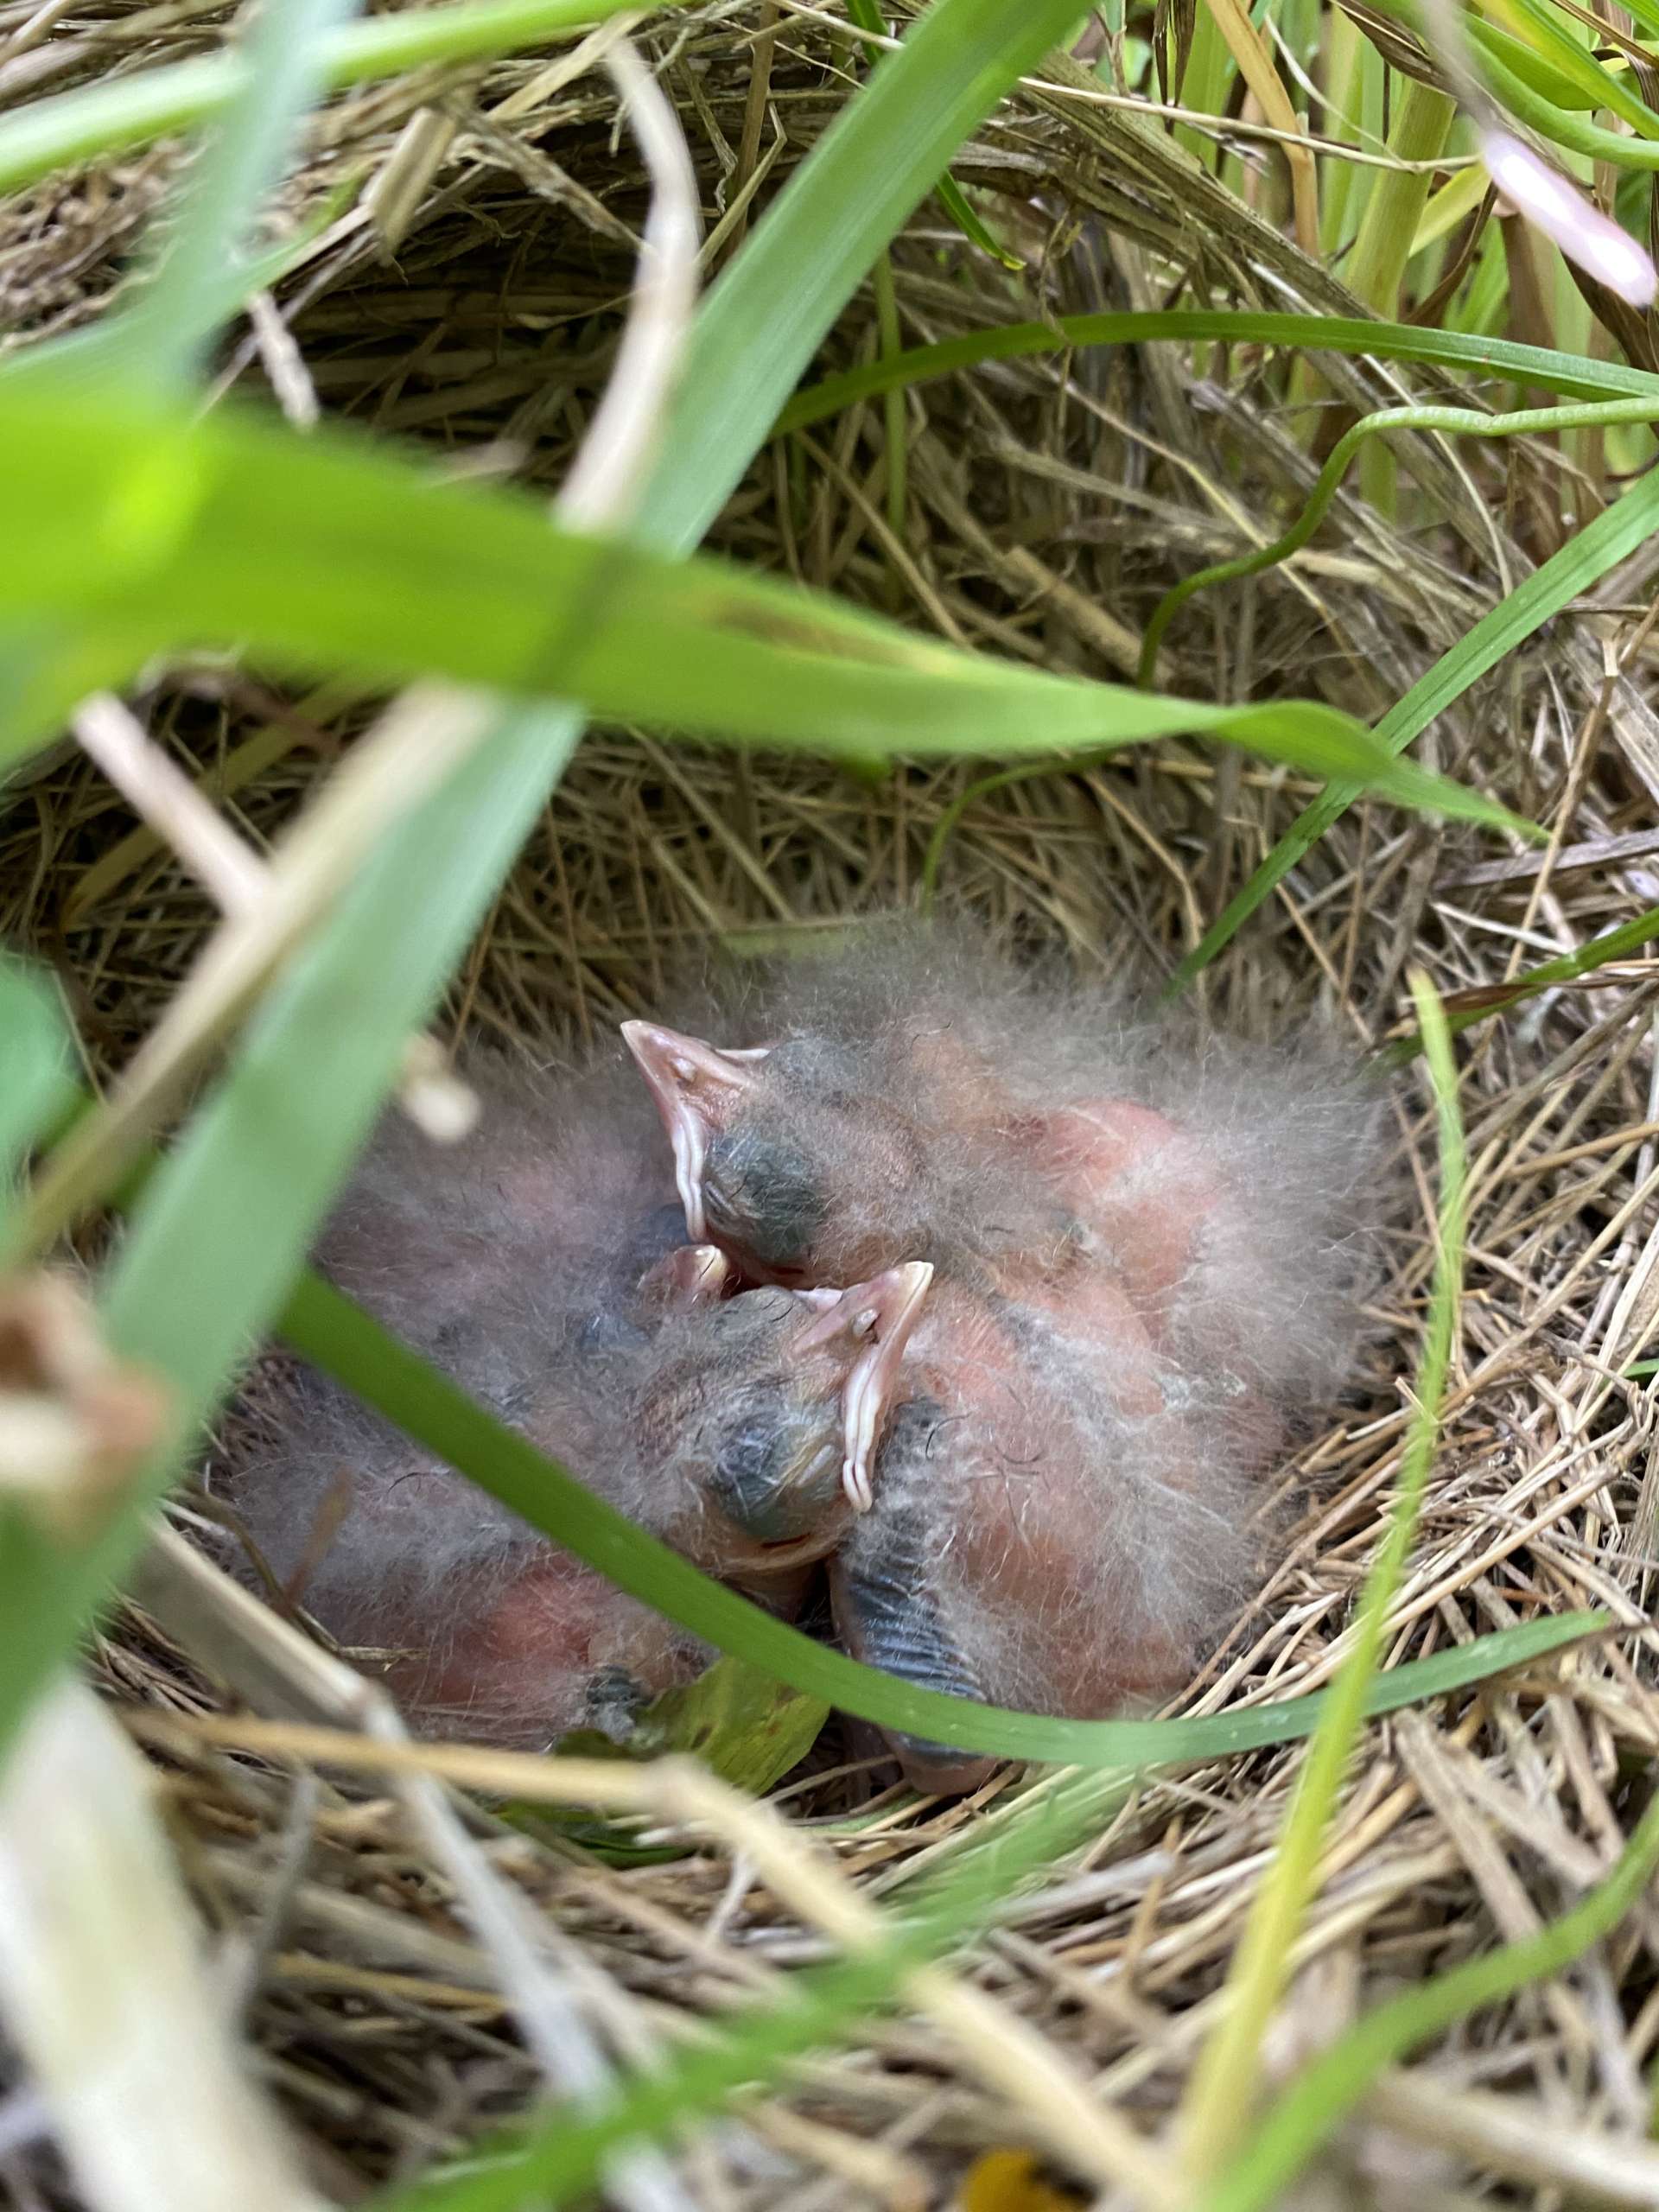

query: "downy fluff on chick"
left=626, top=918, right=1383, bottom=1408
left=625, top=920, right=1387, bottom=1785
left=830, top=1272, right=1282, bottom=1791
left=227, top=1056, right=930, bottom=1745
left=231, top=918, right=1386, bottom=1779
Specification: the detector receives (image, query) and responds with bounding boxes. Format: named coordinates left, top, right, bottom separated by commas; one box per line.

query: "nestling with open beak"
left=622, top=1019, right=967, bottom=1287
left=620, top=1257, right=931, bottom=1581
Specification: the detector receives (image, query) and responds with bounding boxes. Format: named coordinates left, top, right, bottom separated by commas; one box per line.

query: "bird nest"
left=5, top=5, right=1659, bottom=2206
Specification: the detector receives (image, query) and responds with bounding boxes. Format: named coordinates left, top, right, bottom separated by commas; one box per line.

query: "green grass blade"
left=1170, top=466, right=1659, bottom=989
left=1478, top=38, right=1659, bottom=165
left=0, top=0, right=554, bottom=749
left=1349, top=95, right=1458, bottom=317
left=390, top=1913, right=944, bottom=2212
left=0, top=387, right=1521, bottom=823
left=774, top=312, right=1659, bottom=435
left=1344, top=81, right=1457, bottom=515
left=842, top=0, right=1020, bottom=270
left=1209, top=1783, right=1659, bottom=2212
left=1381, top=902, right=1659, bottom=1064
left=1141, top=394, right=1659, bottom=683
left=0, top=0, right=355, bottom=778
left=1469, top=18, right=1608, bottom=111
left=119, top=0, right=361, bottom=396
left=1179, top=976, right=1466, bottom=2180
left=934, top=172, right=1020, bottom=269
left=1474, top=0, right=1659, bottom=134
left=0, top=0, right=663, bottom=192
left=271, top=1272, right=1597, bottom=1764
left=0, top=174, right=363, bottom=403
left=0, top=610, right=174, bottom=767
left=0, top=716, right=579, bottom=1760
left=0, top=962, right=71, bottom=1214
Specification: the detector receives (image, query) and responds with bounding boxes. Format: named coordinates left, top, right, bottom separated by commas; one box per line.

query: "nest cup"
left=4, top=5, right=1659, bottom=2202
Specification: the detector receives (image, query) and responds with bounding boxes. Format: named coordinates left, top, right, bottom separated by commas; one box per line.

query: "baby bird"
left=830, top=1272, right=1277, bottom=1792
left=229, top=1370, right=713, bottom=1749
left=228, top=1053, right=932, bottom=1745
left=595, top=1255, right=933, bottom=1586
left=622, top=1019, right=968, bottom=1287
left=625, top=922, right=1382, bottom=1397
left=231, top=1261, right=929, bottom=1745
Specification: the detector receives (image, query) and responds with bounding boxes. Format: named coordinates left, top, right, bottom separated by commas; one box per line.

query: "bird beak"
left=790, top=1260, right=932, bottom=1514
left=639, top=1243, right=734, bottom=1308
left=620, top=1020, right=767, bottom=1240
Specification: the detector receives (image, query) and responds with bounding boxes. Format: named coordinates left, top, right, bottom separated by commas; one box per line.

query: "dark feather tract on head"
left=221, top=920, right=1388, bottom=1790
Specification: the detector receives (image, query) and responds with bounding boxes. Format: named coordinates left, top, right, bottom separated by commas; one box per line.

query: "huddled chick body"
left=230, top=1060, right=928, bottom=1744
left=230, top=922, right=1385, bottom=1784
left=627, top=925, right=1384, bottom=1783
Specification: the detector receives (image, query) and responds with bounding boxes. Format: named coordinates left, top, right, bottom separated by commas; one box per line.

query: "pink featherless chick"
left=234, top=1248, right=931, bottom=1745
left=623, top=920, right=1382, bottom=1390
left=828, top=1268, right=1284, bottom=1795
left=228, top=1054, right=932, bottom=1747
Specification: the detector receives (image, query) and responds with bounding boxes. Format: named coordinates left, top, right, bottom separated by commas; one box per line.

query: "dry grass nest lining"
left=9, top=3, right=1659, bottom=2201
